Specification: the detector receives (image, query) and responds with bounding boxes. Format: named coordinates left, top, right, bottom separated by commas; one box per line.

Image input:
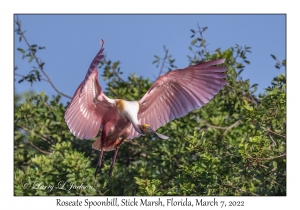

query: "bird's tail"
left=92, top=137, right=117, bottom=151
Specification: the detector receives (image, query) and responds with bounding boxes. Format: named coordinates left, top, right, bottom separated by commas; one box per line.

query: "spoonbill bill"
left=64, top=40, right=227, bottom=177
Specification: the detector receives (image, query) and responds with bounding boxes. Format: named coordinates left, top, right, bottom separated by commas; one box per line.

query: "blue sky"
left=14, top=15, right=286, bottom=104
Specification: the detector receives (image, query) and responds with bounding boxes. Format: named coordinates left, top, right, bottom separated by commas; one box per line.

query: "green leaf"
left=200, top=40, right=206, bottom=47
left=17, top=48, right=25, bottom=54
left=271, top=54, right=277, bottom=60
left=191, top=39, right=197, bottom=45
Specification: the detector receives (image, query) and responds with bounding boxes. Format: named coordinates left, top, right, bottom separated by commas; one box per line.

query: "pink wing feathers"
left=64, top=40, right=115, bottom=140
left=127, top=59, right=227, bottom=139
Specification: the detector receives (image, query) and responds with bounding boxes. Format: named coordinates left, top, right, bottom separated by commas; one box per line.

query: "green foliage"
left=14, top=22, right=286, bottom=196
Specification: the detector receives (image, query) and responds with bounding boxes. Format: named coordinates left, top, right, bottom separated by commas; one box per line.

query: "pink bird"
left=64, top=40, right=227, bottom=177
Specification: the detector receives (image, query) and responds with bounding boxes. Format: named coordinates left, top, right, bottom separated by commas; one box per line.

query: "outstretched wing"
left=64, top=40, right=115, bottom=140
left=127, top=59, right=227, bottom=139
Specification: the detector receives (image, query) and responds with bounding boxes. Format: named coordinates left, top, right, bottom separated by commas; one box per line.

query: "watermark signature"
left=23, top=181, right=94, bottom=192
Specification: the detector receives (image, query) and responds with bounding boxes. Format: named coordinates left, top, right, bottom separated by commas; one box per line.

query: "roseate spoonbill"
left=64, top=40, right=227, bottom=177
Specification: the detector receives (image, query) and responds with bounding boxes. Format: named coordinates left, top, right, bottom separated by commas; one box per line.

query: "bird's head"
left=140, top=124, right=151, bottom=133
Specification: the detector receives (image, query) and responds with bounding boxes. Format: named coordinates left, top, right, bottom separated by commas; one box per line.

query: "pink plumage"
left=65, top=41, right=115, bottom=140
left=128, top=59, right=227, bottom=139
left=64, top=40, right=227, bottom=177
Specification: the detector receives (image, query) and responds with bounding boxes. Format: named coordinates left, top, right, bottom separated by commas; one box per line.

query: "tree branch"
left=101, top=57, right=125, bottom=83
left=205, top=122, right=227, bottom=130
left=112, top=66, right=125, bottom=82
left=155, top=50, right=168, bottom=80
left=272, top=180, right=286, bottom=192
left=263, top=127, right=286, bottom=138
left=15, top=20, right=72, bottom=99
left=248, top=92, right=258, bottom=107
left=268, top=132, right=277, bottom=147
left=15, top=73, right=49, bottom=82
left=223, top=184, right=259, bottom=196
left=19, top=125, right=52, bottom=145
left=124, top=139, right=140, bottom=146
left=172, top=157, right=182, bottom=168
left=247, top=153, right=286, bottom=161
left=69, top=140, right=92, bottom=155
left=197, top=23, right=208, bottom=54
left=224, top=119, right=242, bottom=136
left=27, top=140, right=53, bottom=155
left=205, top=119, right=242, bottom=136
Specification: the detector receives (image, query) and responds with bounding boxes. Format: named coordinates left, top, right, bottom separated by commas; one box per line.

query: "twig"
left=15, top=73, right=49, bottom=82
left=254, top=163, right=285, bottom=178
left=112, top=66, right=124, bottom=82
left=272, top=180, right=286, bottom=192
left=16, top=20, right=72, bottom=99
left=172, top=157, right=182, bottom=168
left=248, top=93, right=258, bottom=107
left=223, top=184, right=259, bottom=196
left=233, top=45, right=242, bottom=63
left=93, top=181, right=109, bottom=196
left=205, top=119, right=242, bottom=136
left=268, top=133, right=277, bottom=146
left=247, top=154, right=286, bottom=161
left=156, top=52, right=167, bottom=79
left=197, top=23, right=207, bottom=54
left=205, top=122, right=227, bottom=130
left=263, top=127, right=286, bottom=138
left=190, top=46, right=204, bottom=62
left=70, top=139, right=92, bottom=155
left=224, top=119, right=242, bottom=136
left=102, top=57, right=124, bottom=82
left=43, top=101, right=53, bottom=110
left=19, top=125, right=51, bottom=145
left=27, top=140, right=52, bottom=155
left=259, top=164, right=269, bottom=169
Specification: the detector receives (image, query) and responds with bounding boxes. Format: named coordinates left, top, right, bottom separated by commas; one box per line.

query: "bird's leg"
left=108, top=146, right=120, bottom=177
left=140, top=124, right=169, bottom=140
left=94, top=147, right=104, bottom=177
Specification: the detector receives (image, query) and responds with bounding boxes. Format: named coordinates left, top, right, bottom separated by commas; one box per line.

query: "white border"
left=2, top=0, right=296, bottom=209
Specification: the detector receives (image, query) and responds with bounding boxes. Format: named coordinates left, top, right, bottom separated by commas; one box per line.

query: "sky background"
left=14, top=15, right=286, bottom=105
